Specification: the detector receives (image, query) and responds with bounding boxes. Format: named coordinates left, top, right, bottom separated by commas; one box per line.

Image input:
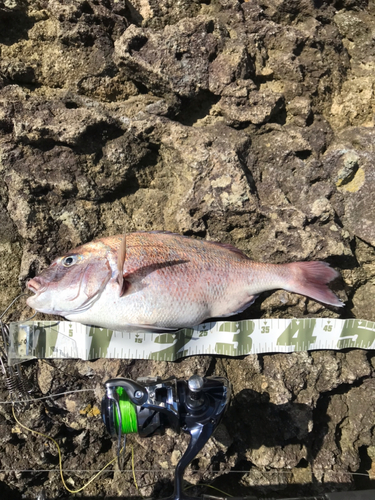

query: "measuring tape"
left=7, top=318, right=375, bottom=365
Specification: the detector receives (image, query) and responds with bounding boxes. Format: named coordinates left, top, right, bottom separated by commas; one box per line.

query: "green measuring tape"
left=7, top=318, right=375, bottom=365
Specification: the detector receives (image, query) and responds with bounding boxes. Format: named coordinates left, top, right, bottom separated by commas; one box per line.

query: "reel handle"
left=173, top=421, right=219, bottom=500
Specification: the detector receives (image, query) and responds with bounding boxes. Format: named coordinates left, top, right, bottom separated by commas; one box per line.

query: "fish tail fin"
left=284, top=261, right=344, bottom=307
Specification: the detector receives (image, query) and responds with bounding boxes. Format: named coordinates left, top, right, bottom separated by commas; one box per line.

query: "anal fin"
left=216, top=295, right=259, bottom=318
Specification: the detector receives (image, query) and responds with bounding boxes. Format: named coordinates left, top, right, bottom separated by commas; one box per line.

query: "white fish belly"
left=64, top=279, right=213, bottom=330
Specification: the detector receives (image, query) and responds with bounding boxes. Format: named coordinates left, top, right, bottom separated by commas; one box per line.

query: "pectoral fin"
left=119, top=277, right=131, bottom=297
left=117, top=231, right=127, bottom=296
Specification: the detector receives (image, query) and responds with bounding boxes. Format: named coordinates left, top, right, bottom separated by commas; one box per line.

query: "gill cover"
left=66, top=259, right=112, bottom=313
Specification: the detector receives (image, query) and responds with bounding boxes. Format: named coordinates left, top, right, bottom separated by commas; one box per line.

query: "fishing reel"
left=101, top=375, right=231, bottom=500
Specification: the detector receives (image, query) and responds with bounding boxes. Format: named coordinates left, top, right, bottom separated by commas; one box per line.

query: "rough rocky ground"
left=0, top=0, right=375, bottom=498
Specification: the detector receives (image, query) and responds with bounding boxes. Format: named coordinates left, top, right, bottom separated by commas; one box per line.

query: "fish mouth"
left=27, top=277, right=47, bottom=294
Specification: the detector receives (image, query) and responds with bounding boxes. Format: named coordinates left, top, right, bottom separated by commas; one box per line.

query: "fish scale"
left=26, top=231, right=343, bottom=331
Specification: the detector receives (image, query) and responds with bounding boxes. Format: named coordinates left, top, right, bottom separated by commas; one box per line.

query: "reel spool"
left=101, top=375, right=231, bottom=500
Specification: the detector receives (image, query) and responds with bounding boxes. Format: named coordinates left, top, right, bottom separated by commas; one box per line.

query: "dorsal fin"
left=148, top=230, right=250, bottom=260
left=117, top=230, right=127, bottom=297
left=205, top=241, right=250, bottom=259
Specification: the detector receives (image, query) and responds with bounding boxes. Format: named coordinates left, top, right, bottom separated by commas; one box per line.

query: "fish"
left=26, top=231, right=343, bottom=331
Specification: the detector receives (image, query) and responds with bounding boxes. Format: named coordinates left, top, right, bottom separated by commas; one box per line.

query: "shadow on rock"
left=226, top=389, right=315, bottom=452
left=0, top=3, right=36, bottom=46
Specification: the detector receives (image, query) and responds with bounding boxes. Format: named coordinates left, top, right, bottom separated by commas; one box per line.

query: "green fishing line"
left=114, top=387, right=138, bottom=434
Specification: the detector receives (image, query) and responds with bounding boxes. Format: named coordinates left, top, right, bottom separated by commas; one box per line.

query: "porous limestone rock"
left=0, top=0, right=374, bottom=498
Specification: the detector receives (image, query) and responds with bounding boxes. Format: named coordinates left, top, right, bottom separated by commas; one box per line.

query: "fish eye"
left=62, top=255, right=78, bottom=267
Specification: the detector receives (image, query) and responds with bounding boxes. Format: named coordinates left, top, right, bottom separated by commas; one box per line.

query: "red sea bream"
left=26, top=231, right=343, bottom=331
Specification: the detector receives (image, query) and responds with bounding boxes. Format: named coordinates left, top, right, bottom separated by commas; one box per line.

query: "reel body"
left=102, top=375, right=231, bottom=500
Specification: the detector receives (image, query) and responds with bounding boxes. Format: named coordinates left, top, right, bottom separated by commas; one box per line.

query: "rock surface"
left=0, top=0, right=375, bottom=498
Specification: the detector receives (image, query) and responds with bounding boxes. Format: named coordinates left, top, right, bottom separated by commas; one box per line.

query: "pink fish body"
left=26, top=231, right=343, bottom=331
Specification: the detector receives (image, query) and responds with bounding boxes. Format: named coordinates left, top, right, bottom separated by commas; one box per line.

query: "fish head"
left=26, top=241, right=113, bottom=316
